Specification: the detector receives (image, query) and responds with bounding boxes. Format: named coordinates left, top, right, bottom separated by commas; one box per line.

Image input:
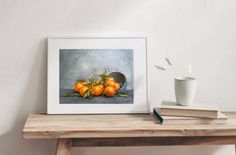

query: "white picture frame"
left=47, top=37, right=148, bottom=114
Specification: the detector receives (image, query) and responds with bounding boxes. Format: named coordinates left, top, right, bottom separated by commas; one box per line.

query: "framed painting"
left=47, top=38, right=148, bottom=114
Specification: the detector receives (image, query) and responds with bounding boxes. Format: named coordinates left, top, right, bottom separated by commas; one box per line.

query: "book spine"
left=153, top=109, right=163, bottom=124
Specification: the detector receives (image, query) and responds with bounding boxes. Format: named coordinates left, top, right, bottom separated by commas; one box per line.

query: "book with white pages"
left=158, top=101, right=221, bottom=118
left=153, top=108, right=228, bottom=125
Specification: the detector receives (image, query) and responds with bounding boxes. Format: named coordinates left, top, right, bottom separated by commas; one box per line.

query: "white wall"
left=0, top=0, right=236, bottom=154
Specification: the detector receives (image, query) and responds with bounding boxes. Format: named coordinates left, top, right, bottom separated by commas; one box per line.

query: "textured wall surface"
left=0, top=0, right=236, bottom=155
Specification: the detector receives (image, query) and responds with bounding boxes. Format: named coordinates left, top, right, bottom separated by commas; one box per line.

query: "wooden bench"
left=22, top=112, right=236, bottom=155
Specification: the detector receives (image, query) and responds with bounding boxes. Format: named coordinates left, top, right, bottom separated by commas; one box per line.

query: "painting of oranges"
left=60, top=49, right=133, bottom=104
left=72, top=71, right=123, bottom=98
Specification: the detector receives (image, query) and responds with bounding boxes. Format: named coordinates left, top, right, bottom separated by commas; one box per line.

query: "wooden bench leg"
left=56, top=139, right=73, bottom=155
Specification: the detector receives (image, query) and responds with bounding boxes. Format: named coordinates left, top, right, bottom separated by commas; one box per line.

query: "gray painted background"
left=60, top=49, right=133, bottom=90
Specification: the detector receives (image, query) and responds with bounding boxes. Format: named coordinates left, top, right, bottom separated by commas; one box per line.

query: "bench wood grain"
left=22, top=112, right=236, bottom=155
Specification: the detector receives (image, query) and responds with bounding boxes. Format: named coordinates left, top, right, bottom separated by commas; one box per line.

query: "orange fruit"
left=74, top=83, right=84, bottom=92
left=79, top=86, right=90, bottom=96
left=114, top=82, right=121, bottom=91
left=92, top=84, right=104, bottom=96
left=105, top=80, right=116, bottom=88
left=106, top=77, right=115, bottom=82
left=104, top=86, right=116, bottom=97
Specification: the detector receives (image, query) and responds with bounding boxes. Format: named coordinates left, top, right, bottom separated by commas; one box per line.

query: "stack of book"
left=153, top=101, right=228, bottom=125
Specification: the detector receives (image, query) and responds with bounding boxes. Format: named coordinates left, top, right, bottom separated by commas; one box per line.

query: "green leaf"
left=62, top=93, right=80, bottom=97
left=105, top=68, right=109, bottom=74
left=70, top=93, right=80, bottom=97
left=116, top=94, right=128, bottom=97
left=62, top=93, right=70, bottom=97
left=77, top=79, right=87, bottom=82
left=83, top=89, right=92, bottom=99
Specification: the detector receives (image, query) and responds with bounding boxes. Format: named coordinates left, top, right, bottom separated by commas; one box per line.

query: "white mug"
left=175, top=76, right=197, bottom=106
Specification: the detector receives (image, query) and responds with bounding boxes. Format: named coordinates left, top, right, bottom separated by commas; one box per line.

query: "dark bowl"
left=108, top=72, right=127, bottom=93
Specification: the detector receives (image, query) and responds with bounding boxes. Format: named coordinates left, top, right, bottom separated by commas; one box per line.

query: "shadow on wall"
left=0, top=39, right=55, bottom=155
